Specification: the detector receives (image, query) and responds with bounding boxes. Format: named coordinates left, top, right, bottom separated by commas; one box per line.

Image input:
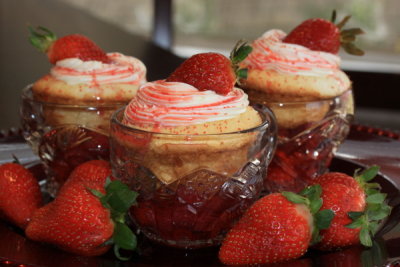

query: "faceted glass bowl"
left=20, top=85, right=126, bottom=196
left=247, top=89, right=354, bottom=192
left=109, top=105, right=277, bottom=248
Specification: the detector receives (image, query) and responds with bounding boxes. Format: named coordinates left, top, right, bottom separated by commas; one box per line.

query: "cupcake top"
left=241, top=12, right=365, bottom=99
left=239, top=29, right=352, bottom=100
left=32, top=52, right=147, bottom=104
left=244, top=30, right=342, bottom=77
left=122, top=50, right=262, bottom=134
left=123, top=80, right=261, bottom=134
left=29, top=27, right=147, bottom=104
left=50, top=52, right=146, bottom=86
left=124, top=80, right=248, bottom=126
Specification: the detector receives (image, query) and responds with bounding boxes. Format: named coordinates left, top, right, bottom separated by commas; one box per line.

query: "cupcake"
left=121, top=80, right=262, bottom=184
left=110, top=51, right=276, bottom=248
left=239, top=28, right=355, bottom=128
left=29, top=27, right=146, bottom=134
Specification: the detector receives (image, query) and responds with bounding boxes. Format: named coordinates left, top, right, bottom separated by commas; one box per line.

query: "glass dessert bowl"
left=20, top=85, right=128, bottom=196
left=21, top=29, right=147, bottom=195
left=109, top=79, right=277, bottom=249
left=246, top=88, right=353, bottom=193
left=239, top=29, right=358, bottom=192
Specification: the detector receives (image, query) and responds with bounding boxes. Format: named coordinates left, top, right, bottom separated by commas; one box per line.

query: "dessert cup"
left=238, top=29, right=356, bottom=192
left=20, top=85, right=127, bottom=196
left=246, top=89, right=354, bottom=193
left=110, top=105, right=276, bottom=248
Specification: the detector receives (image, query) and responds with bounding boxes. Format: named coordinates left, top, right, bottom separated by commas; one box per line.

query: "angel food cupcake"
left=121, top=80, right=262, bottom=184
left=239, top=13, right=362, bottom=192
left=21, top=27, right=146, bottom=195
left=31, top=52, right=146, bottom=133
left=110, top=52, right=276, bottom=248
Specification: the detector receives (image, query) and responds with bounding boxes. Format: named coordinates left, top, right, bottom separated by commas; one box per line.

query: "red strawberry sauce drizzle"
left=124, top=81, right=248, bottom=128
left=51, top=53, right=146, bottom=88
left=245, top=30, right=340, bottom=75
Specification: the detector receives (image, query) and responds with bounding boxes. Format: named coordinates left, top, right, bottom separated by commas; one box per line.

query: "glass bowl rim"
left=22, top=84, right=128, bottom=108
left=111, top=105, right=276, bottom=137
left=260, top=89, right=352, bottom=106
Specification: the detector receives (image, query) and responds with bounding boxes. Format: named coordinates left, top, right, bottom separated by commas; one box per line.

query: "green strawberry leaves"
left=113, top=222, right=137, bottom=260
left=89, top=178, right=139, bottom=260
left=315, top=209, right=335, bottom=230
left=345, top=166, right=391, bottom=247
left=355, top=165, right=380, bottom=183
left=283, top=185, right=334, bottom=245
left=330, top=9, right=365, bottom=56
left=367, top=193, right=387, bottom=204
left=284, top=165, right=391, bottom=248
left=281, top=191, right=309, bottom=205
left=29, top=26, right=57, bottom=53
left=231, top=41, right=252, bottom=65
left=230, top=40, right=253, bottom=80
left=300, top=184, right=323, bottom=214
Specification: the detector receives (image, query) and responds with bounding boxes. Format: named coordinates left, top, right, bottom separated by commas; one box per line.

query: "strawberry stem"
left=331, top=10, right=337, bottom=23
left=11, top=154, right=21, bottom=164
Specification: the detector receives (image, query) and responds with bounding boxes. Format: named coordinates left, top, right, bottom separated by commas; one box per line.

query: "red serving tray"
left=0, top=125, right=399, bottom=267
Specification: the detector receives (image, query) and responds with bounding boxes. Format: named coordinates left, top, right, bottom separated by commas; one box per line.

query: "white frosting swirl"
left=50, top=52, right=146, bottom=85
left=124, top=80, right=249, bottom=127
left=243, top=30, right=342, bottom=76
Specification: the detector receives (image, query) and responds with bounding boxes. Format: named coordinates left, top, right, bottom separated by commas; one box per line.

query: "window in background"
left=57, top=0, right=399, bottom=73
left=56, top=0, right=153, bottom=37
left=173, top=0, right=400, bottom=73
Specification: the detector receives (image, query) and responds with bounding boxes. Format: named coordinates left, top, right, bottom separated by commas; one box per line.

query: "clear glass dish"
left=246, top=89, right=354, bottom=192
left=109, top=105, right=277, bottom=248
left=20, top=85, right=127, bottom=196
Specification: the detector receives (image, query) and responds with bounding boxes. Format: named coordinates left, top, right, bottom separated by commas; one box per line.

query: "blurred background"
left=55, top=0, right=400, bottom=130
left=58, top=0, right=400, bottom=70
left=1, top=0, right=399, bottom=131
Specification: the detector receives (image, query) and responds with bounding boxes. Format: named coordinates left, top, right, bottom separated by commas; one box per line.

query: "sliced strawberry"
left=29, top=26, right=111, bottom=64
left=283, top=10, right=364, bottom=55
left=0, top=161, right=42, bottom=229
left=166, top=41, right=252, bottom=95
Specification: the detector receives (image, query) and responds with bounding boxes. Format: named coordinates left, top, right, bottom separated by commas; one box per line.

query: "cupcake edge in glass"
left=110, top=80, right=277, bottom=248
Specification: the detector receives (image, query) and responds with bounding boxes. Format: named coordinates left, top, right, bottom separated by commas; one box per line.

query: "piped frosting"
left=123, top=80, right=249, bottom=127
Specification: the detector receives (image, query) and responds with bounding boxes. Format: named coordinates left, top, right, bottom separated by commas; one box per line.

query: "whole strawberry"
left=0, top=161, right=42, bottom=229
left=29, top=26, right=111, bottom=64
left=283, top=10, right=364, bottom=55
left=219, top=185, right=334, bottom=265
left=312, top=166, right=391, bottom=250
left=25, top=160, right=138, bottom=258
left=166, top=41, right=252, bottom=95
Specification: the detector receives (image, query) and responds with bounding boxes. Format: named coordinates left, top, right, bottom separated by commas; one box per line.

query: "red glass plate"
left=0, top=125, right=399, bottom=267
